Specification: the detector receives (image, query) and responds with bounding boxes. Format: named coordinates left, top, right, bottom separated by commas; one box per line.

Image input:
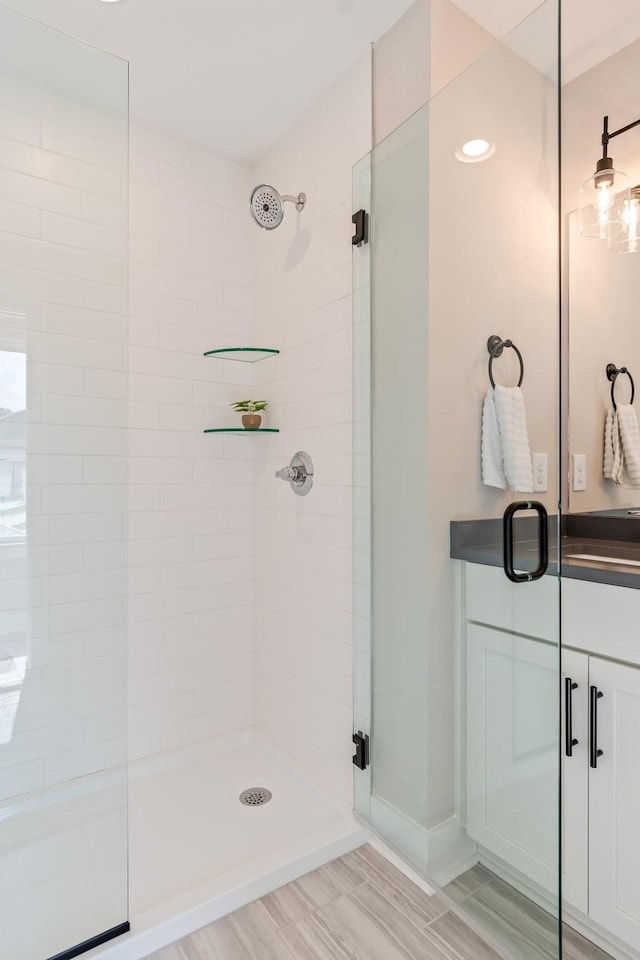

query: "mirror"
left=564, top=10, right=640, bottom=514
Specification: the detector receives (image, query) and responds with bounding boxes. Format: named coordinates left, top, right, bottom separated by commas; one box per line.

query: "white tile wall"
left=252, top=54, right=372, bottom=807
left=1, top=49, right=370, bottom=810
left=127, top=122, right=255, bottom=761
left=0, top=67, right=129, bottom=800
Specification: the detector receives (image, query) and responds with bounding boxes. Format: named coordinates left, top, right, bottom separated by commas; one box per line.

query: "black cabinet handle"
left=565, top=678, right=579, bottom=757
left=590, top=685, right=604, bottom=769
left=503, top=501, right=548, bottom=584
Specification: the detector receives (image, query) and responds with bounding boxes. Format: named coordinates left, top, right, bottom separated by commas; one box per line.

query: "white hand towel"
left=604, top=407, right=616, bottom=480
left=493, top=385, right=534, bottom=492
left=482, top=385, right=533, bottom=492
left=617, top=404, right=640, bottom=489
left=482, top=390, right=506, bottom=489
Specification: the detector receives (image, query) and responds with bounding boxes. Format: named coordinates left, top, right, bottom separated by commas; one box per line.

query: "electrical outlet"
left=532, top=452, right=548, bottom=492
left=573, top=453, right=587, bottom=491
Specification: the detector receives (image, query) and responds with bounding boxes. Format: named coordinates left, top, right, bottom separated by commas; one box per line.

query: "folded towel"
left=605, top=404, right=640, bottom=489
left=482, top=385, right=533, bottom=492
left=481, top=390, right=506, bottom=489
left=604, top=408, right=616, bottom=480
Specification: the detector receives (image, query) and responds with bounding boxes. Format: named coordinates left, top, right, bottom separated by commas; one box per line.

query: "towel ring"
left=606, top=363, right=635, bottom=410
left=487, top=335, right=524, bottom=389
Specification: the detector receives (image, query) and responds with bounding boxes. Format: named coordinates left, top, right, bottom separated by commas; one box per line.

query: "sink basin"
left=563, top=541, right=640, bottom=568
left=565, top=553, right=640, bottom=568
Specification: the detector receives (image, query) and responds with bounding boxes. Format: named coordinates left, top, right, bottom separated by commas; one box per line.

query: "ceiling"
left=4, top=0, right=640, bottom=162
left=3, top=0, right=415, bottom=163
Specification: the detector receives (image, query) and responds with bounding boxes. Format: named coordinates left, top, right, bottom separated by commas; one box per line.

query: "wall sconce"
left=609, top=187, right=640, bottom=254
left=580, top=115, right=640, bottom=247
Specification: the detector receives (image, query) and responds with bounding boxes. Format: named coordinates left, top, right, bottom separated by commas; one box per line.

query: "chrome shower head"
left=249, top=184, right=306, bottom=230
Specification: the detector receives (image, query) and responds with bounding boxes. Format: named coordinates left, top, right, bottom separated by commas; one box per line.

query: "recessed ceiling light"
left=455, top=139, right=496, bottom=163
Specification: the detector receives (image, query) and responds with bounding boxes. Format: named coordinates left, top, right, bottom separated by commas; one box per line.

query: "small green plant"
left=230, top=400, right=269, bottom=414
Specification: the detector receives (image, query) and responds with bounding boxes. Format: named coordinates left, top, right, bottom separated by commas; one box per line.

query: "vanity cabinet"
left=588, top=656, right=640, bottom=948
left=464, top=563, right=640, bottom=954
left=466, top=622, right=559, bottom=895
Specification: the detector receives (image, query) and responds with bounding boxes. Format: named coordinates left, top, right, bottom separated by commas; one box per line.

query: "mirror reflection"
left=565, top=23, right=640, bottom=515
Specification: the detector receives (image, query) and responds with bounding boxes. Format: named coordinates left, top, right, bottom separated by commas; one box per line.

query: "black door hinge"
left=352, top=209, right=369, bottom=246
left=352, top=730, right=370, bottom=770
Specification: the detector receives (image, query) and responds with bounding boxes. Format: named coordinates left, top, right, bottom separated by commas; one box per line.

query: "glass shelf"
left=203, top=428, right=279, bottom=435
left=203, top=348, right=279, bottom=362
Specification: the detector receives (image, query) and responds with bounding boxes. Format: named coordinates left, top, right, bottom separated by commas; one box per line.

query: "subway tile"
left=41, top=211, right=126, bottom=259
left=42, top=302, right=127, bottom=343
left=0, top=168, right=82, bottom=217
left=0, top=199, right=40, bottom=238
left=0, top=103, right=41, bottom=145
left=0, top=232, right=124, bottom=283
left=0, top=134, right=123, bottom=200
left=41, top=121, right=126, bottom=172
left=82, top=278, right=128, bottom=315
left=0, top=73, right=83, bottom=129
left=82, top=192, right=128, bottom=230
left=0, top=262, right=82, bottom=306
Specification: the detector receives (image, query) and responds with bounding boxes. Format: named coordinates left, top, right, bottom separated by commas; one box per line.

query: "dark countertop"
left=450, top=515, right=640, bottom=590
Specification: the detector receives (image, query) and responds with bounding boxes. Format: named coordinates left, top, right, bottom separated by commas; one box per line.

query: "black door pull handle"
left=565, top=678, right=579, bottom=757
left=590, top=686, right=604, bottom=769
left=503, top=501, right=548, bottom=583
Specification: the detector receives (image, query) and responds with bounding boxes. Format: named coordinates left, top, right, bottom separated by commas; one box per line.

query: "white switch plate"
left=573, top=453, right=587, bottom=491
left=532, top=452, right=548, bottom=492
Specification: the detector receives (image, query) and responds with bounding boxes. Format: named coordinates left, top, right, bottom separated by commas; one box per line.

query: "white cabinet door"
left=466, top=623, right=559, bottom=894
left=561, top=649, right=589, bottom=914
left=589, top=657, right=640, bottom=951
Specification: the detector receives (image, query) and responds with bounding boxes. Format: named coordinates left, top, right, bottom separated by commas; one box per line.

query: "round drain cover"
left=239, top=787, right=272, bottom=807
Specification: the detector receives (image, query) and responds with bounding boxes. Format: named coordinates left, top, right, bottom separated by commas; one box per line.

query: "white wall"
left=127, top=124, right=256, bottom=760
left=373, top=0, right=494, bottom=147
left=251, top=53, right=372, bottom=807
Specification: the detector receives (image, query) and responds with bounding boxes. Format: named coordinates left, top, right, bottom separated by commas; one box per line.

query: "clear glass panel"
left=354, top=3, right=562, bottom=959
left=352, top=151, right=372, bottom=822
left=562, top=6, right=640, bottom=959
left=0, top=7, right=129, bottom=959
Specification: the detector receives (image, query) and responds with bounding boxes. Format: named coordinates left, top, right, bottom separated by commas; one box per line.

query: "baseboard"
left=367, top=794, right=477, bottom=887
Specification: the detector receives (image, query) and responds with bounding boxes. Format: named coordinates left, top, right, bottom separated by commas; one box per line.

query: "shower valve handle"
left=275, top=452, right=314, bottom=496
left=275, top=465, right=300, bottom=482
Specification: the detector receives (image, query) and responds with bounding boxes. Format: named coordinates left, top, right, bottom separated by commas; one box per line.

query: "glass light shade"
left=609, top=190, right=640, bottom=253
left=579, top=165, right=630, bottom=239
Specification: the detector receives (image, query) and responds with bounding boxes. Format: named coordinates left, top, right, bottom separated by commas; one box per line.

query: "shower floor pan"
left=95, top=732, right=365, bottom=960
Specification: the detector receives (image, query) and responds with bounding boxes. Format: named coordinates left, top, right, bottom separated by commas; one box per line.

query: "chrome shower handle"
left=275, top=465, right=299, bottom=482
left=275, top=452, right=314, bottom=496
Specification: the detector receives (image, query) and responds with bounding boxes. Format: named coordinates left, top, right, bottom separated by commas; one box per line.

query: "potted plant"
left=230, top=400, right=269, bottom=431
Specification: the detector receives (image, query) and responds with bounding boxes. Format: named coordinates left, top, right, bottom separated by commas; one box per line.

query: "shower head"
left=249, top=184, right=306, bottom=230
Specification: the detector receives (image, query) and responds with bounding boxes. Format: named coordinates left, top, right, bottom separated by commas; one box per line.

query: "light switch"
left=532, top=452, right=548, bottom=492
left=573, top=453, right=587, bottom=491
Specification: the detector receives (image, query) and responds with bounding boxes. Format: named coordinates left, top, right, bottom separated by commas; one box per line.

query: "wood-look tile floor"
left=146, top=846, right=504, bottom=960
left=444, top=866, right=612, bottom=960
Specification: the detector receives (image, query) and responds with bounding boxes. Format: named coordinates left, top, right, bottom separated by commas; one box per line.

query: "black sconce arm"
left=602, top=114, right=640, bottom=159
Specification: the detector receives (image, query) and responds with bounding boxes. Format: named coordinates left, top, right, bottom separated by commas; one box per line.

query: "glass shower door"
left=0, top=8, right=129, bottom=959
left=354, top=3, right=564, bottom=959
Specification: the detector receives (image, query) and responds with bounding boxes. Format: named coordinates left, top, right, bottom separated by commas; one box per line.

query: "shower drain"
left=239, top=787, right=272, bottom=807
